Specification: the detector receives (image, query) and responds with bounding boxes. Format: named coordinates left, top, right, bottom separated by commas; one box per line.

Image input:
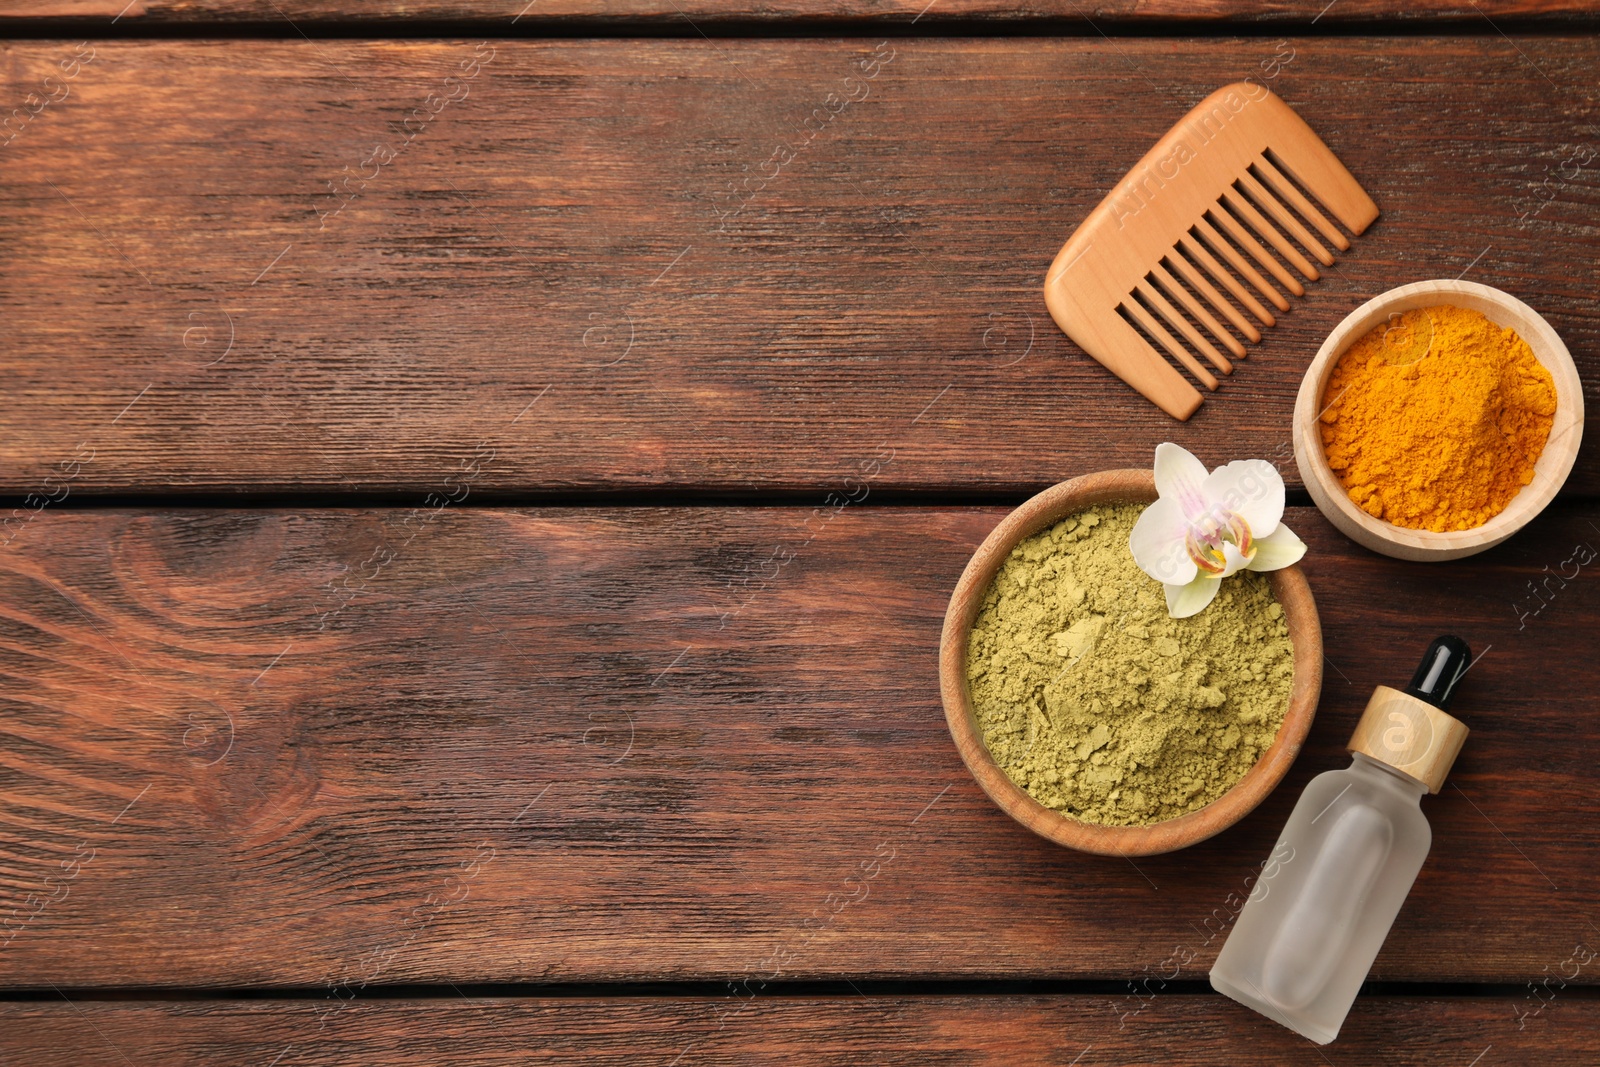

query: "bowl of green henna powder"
left=939, top=469, right=1323, bottom=856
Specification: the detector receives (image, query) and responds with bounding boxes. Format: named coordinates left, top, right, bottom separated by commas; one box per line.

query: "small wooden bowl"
left=938, top=469, right=1323, bottom=857
left=1294, top=280, right=1584, bottom=562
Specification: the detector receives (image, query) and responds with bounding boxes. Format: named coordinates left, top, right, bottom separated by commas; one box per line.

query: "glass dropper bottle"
left=1210, top=635, right=1472, bottom=1044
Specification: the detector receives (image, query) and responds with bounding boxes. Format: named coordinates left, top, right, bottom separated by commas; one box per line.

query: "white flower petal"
left=1203, top=459, right=1285, bottom=538
left=1246, top=524, right=1307, bottom=572
left=1165, top=575, right=1222, bottom=618
left=1130, top=496, right=1198, bottom=586
left=1153, top=442, right=1211, bottom=518
left=1219, top=539, right=1252, bottom=578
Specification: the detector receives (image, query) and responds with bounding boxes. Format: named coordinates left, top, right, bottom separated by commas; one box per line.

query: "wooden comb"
left=1044, top=82, right=1379, bottom=419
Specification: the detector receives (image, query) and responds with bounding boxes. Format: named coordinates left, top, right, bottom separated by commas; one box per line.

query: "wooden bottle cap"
left=1347, top=685, right=1469, bottom=794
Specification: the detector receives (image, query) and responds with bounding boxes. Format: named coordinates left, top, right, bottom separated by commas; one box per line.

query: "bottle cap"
left=1347, top=636, right=1471, bottom=794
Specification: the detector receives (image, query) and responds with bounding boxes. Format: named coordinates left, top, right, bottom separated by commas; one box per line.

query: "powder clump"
left=1318, top=304, right=1556, bottom=532
left=965, top=504, right=1294, bottom=827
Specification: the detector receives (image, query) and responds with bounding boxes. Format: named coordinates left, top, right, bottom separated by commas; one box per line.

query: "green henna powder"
left=965, top=503, right=1294, bottom=827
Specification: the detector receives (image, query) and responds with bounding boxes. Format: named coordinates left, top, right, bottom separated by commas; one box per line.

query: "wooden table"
left=2, top=2, right=1597, bottom=1062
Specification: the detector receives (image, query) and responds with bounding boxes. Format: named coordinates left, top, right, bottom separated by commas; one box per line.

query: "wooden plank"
left=1, top=504, right=1597, bottom=987
left=5, top=0, right=1600, bottom=25
left=1, top=38, right=1597, bottom=496
left=2, top=995, right=1597, bottom=1064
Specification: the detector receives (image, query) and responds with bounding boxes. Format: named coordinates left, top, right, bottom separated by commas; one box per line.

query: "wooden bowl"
left=938, top=469, right=1323, bottom=857
left=1293, top=280, right=1584, bottom=562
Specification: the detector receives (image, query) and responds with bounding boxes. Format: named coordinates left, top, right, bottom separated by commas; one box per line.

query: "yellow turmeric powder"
left=1319, top=305, right=1557, bottom=532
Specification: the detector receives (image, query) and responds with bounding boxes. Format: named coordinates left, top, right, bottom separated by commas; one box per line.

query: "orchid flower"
left=1129, top=443, right=1307, bottom=619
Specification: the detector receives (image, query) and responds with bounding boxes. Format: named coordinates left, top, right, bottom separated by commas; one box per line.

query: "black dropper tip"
left=1405, top=635, right=1472, bottom=711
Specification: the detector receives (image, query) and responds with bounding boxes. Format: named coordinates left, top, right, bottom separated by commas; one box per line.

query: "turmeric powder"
left=1318, top=305, right=1557, bottom=532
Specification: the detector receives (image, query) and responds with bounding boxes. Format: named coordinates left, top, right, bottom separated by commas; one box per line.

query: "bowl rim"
left=1292, top=279, right=1584, bottom=559
left=938, top=468, right=1324, bottom=857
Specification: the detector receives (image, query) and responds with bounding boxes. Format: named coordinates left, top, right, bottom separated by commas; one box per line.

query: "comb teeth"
left=1112, top=153, right=1361, bottom=408
left=1044, top=84, right=1379, bottom=420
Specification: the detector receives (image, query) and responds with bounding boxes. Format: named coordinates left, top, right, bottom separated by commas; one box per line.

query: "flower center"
left=1184, top=508, right=1253, bottom=575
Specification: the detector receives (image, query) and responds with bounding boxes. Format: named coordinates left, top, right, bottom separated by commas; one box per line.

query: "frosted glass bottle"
left=1211, top=636, right=1472, bottom=1044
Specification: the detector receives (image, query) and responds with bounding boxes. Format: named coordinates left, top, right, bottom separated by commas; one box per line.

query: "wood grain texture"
left=4, top=0, right=1600, bottom=24
left=1, top=38, right=1598, bottom=495
left=3, top=995, right=1598, bottom=1065
left=1, top=504, right=1596, bottom=988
